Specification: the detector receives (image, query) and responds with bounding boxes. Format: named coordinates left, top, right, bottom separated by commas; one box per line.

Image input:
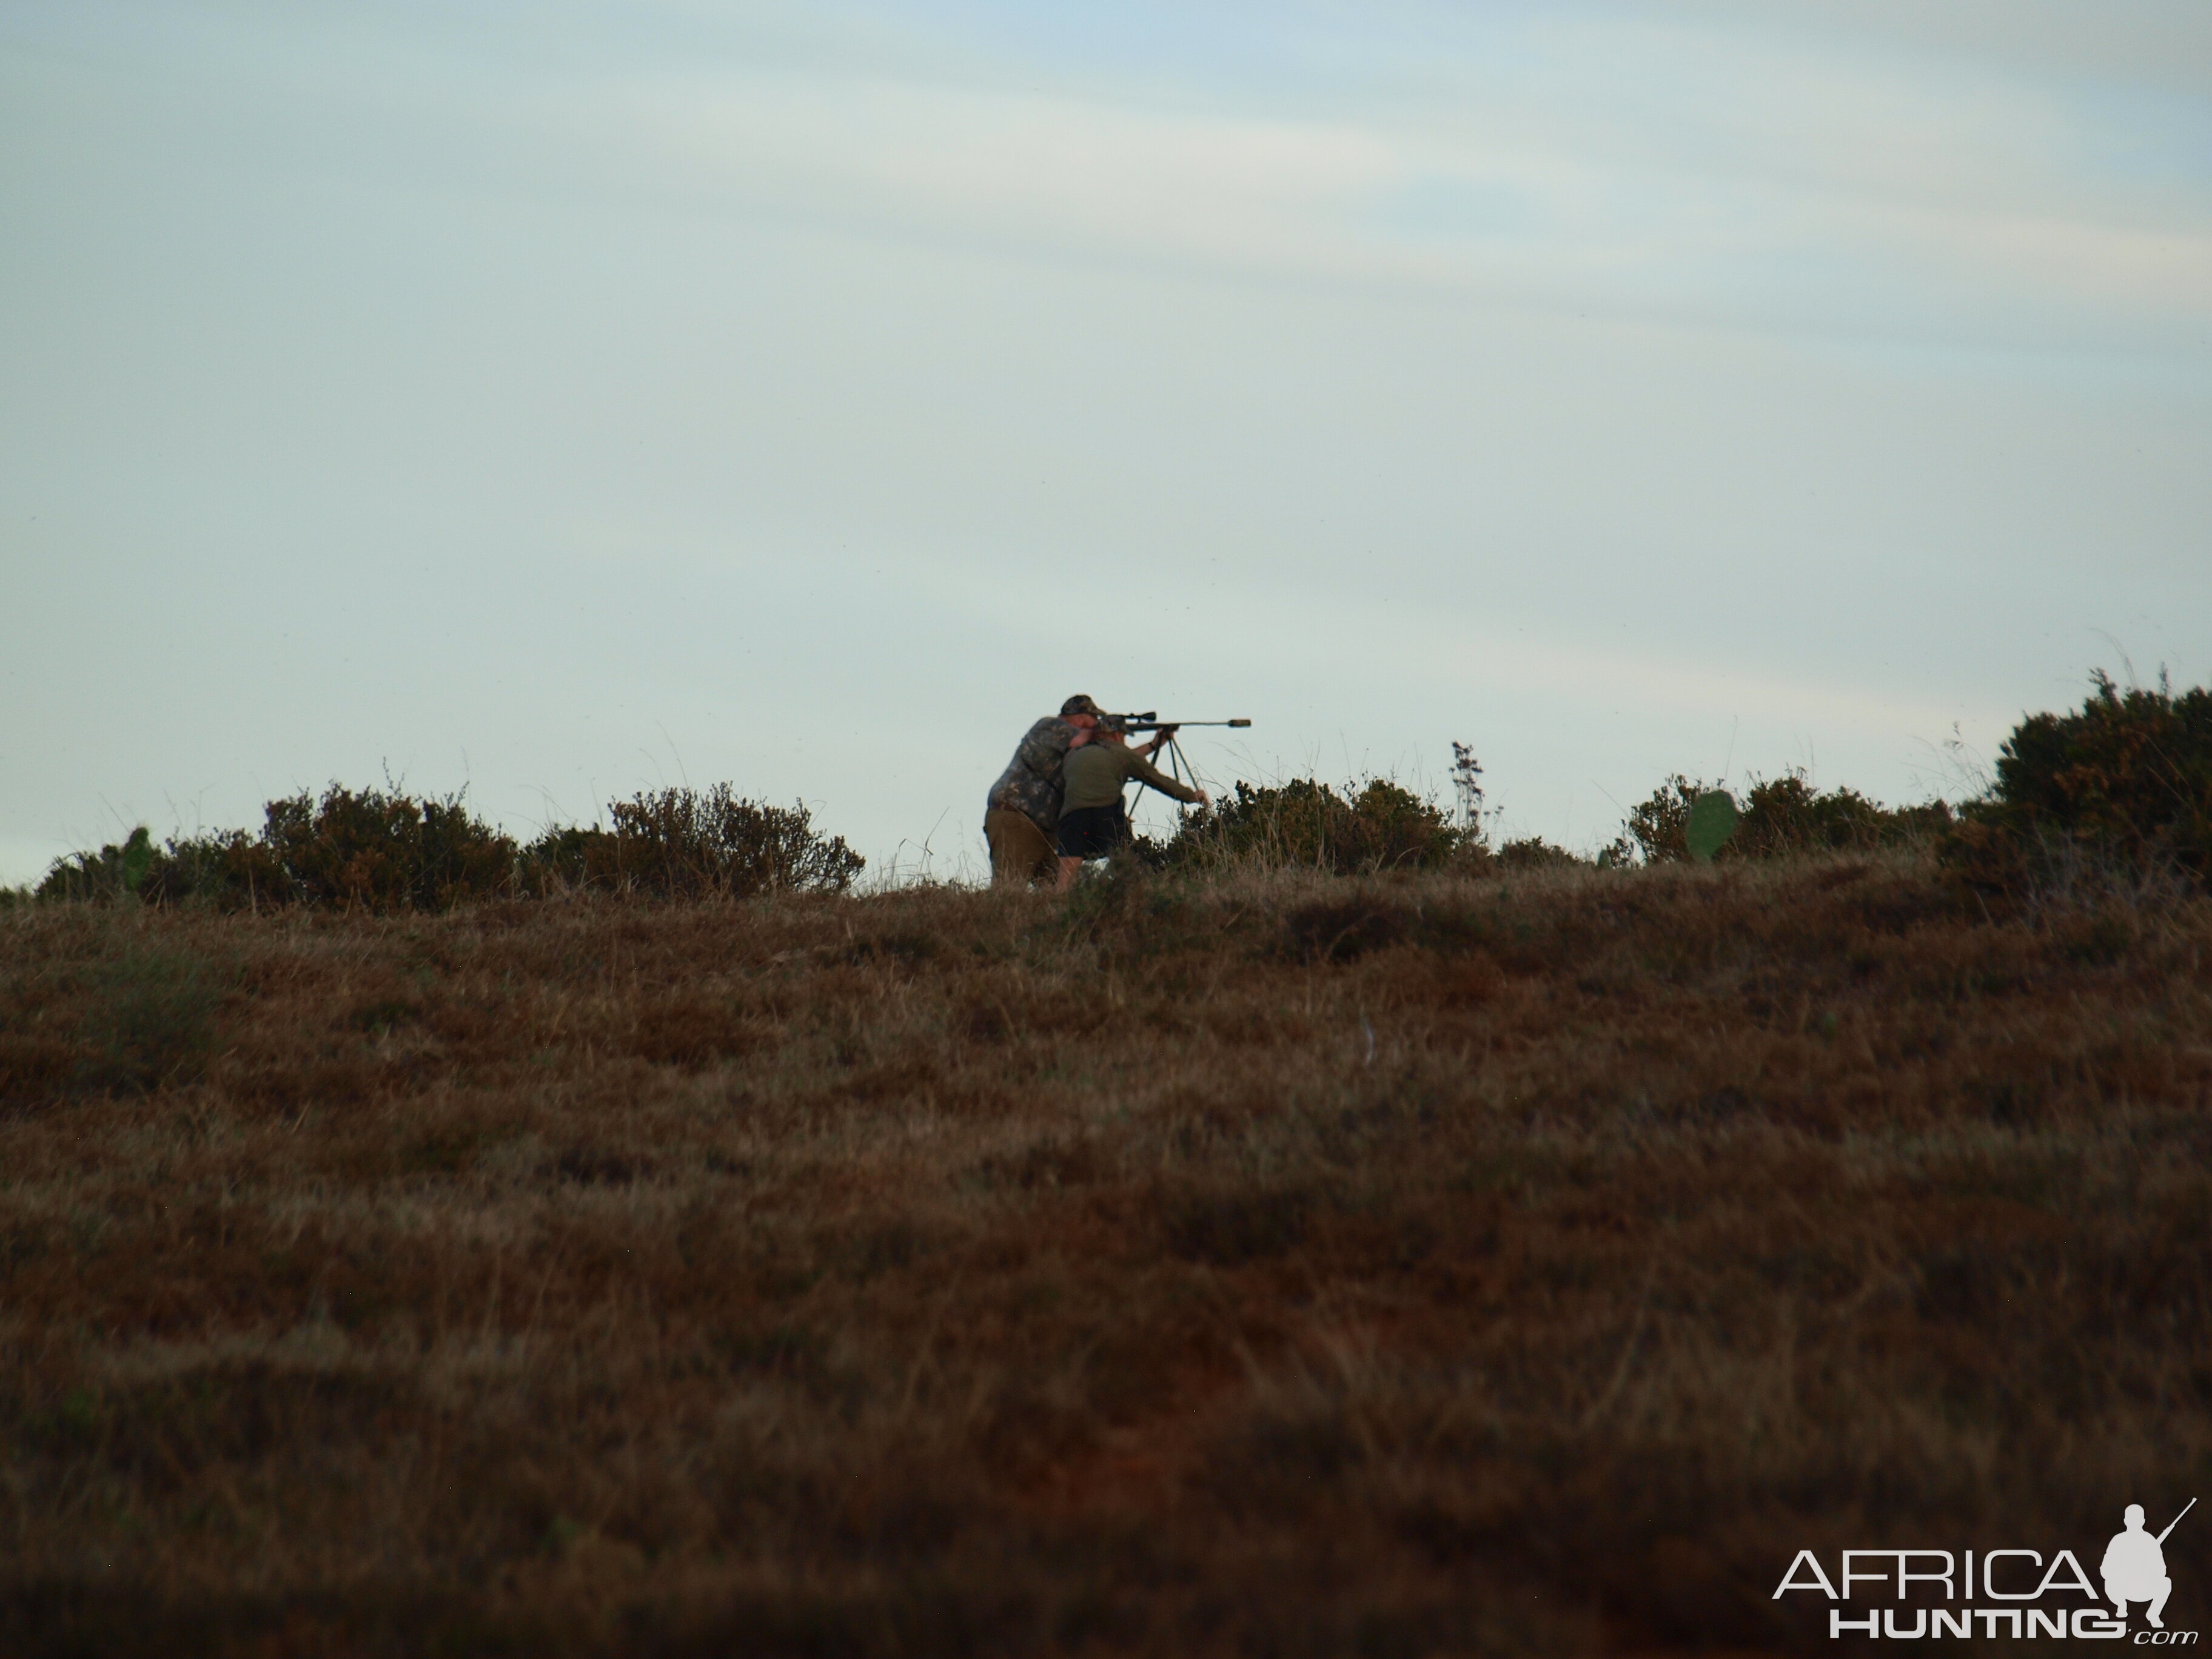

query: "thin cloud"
left=458, top=10, right=2212, bottom=341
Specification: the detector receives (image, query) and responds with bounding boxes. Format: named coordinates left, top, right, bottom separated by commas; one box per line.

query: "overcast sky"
left=4, top=0, right=2208, bottom=882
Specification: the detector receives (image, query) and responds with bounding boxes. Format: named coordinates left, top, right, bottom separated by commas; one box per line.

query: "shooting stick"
left=1123, top=728, right=1193, bottom=820
left=1158, top=729, right=1189, bottom=790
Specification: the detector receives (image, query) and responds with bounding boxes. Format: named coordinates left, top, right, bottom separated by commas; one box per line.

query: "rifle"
left=2157, top=1498, right=2196, bottom=1545
left=1105, top=712, right=1252, bottom=734
left=1100, top=714, right=1252, bottom=805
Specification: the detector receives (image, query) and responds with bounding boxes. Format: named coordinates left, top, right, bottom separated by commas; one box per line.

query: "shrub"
left=1621, top=771, right=1949, bottom=865
left=1497, top=837, right=1584, bottom=870
left=42, top=789, right=517, bottom=913
left=521, top=786, right=863, bottom=899
left=47, top=828, right=290, bottom=912
left=1163, top=779, right=1464, bottom=874
left=35, top=783, right=865, bottom=912
left=259, top=786, right=518, bottom=911
left=1948, top=671, right=2212, bottom=889
left=1735, top=773, right=1951, bottom=858
left=139, top=831, right=283, bottom=910
left=1619, top=775, right=1715, bottom=865
left=36, top=828, right=158, bottom=903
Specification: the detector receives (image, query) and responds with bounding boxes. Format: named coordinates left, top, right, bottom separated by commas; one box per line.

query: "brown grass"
left=2, top=855, right=2208, bottom=1656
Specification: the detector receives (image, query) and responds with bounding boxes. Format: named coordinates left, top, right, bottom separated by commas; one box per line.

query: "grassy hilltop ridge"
left=4, top=850, right=2208, bottom=1656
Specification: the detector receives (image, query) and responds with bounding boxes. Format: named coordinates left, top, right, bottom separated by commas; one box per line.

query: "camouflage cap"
left=1060, top=694, right=1104, bottom=719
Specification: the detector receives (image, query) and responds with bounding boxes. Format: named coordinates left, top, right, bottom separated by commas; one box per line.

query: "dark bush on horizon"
left=1158, top=779, right=1466, bottom=874
left=1495, top=836, right=1584, bottom=870
left=521, top=786, right=863, bottom=899
left=122, top=785, right=516, bottom=913
left=1947, top=670, right=2212, bottom=890
left=262, top=785, right=518, bottom=911
left=33, top=784, right=863, bottom=911
left=38, top=823, right=278, bottom=908
left=1620, top=770, right=1949, bottom=865
left=33, top=826, right=162, bottom=904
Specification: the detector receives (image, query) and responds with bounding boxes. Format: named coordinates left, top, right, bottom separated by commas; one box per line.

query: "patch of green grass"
left=76, top=943, right=220, bottom=1093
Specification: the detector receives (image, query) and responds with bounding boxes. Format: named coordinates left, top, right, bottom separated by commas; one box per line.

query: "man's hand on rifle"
left=1141, top=724, right=1179, bottom=758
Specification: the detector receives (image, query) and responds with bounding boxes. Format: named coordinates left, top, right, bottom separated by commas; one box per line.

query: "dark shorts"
left=1056, top=805, right=1129, bottom=859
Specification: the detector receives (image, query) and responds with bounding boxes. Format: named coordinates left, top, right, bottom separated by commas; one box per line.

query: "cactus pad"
left=1686, top=791, right=1739, bottom=863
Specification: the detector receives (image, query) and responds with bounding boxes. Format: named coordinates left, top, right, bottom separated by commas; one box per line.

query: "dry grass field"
left=2, top=853, right=2208, bottom=1656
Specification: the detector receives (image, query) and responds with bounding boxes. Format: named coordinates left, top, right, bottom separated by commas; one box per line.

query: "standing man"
left=1054, top=724, right=1209, bottom=890
left=985, top=695, right=1104, bottom=886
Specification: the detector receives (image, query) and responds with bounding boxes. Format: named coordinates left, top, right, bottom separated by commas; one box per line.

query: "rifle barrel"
left=2157, top=1497, right=2196, bottom=1544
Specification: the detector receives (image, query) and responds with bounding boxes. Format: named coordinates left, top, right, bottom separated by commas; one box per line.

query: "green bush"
left=1620, top=771, right=1948, bottom=865
left=1161, top=779, right=1464, bottom=874
left=1948, top=671, right=2212, bottom=888
left=521, top=786, right=863, bottom=899
left=35, top=827, right=158, bottom=903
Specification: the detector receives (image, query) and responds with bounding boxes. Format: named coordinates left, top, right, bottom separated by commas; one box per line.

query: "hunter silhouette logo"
left=2107, top=1500, right=2193, bottom=1631
left=1775, top=1499, right=2198, bottom=1642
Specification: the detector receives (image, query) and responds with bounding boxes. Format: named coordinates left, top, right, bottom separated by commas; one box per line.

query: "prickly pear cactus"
left=1685, top=791, right=1739, bottom=863
left=120, top=827, right=155, bottom=894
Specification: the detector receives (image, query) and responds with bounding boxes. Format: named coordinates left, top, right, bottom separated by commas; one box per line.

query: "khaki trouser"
left=985, top=808, right=1058, bottom=888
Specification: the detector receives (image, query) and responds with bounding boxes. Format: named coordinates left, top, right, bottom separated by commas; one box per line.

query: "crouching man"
left=1054, top=726, right=1208, bottom=890
left=2103, top=1504, right=2174, bottom=1629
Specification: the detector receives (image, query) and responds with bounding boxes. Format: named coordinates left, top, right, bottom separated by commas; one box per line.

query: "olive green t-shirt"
left=1060, top=742, right=1203, bottom=813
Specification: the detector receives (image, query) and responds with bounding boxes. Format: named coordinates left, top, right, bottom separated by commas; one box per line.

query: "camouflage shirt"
left=986, top=717, right=1081, bottom=831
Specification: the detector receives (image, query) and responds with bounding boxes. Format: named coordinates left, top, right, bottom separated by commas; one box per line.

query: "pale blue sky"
left=4, top=1, right=2209, bottom=879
